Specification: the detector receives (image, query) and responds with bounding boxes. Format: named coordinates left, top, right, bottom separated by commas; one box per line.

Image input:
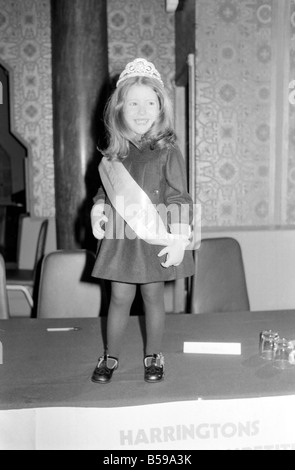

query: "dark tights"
left=106, top=281, right=165, bottom=358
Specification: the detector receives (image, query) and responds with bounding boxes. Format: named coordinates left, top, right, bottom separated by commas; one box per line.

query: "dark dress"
left=92, top=142, right=195, bottom=284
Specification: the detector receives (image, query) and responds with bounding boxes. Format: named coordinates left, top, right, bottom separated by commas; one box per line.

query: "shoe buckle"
left=106, top=357, right=118, bottom=369
left=97, top=355, right=118, bottom=370
left=97, top=356, right=105, bottom=368
left=145, top=353, right=164, bottom=368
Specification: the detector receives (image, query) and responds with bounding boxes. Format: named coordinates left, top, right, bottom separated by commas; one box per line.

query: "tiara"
left=117, top=58, right=164, bottom=87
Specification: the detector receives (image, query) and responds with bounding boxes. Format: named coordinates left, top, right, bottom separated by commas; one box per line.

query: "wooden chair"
left=6, top=219, right=49, bottom=308
left=36, top=250, right=102, bottom=318
left=190, top=237, right=250, bottom=314
left=0, top=254, right=9, bottom=319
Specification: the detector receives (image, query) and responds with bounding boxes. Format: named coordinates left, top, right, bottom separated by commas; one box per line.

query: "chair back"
left=190, top=237, right=250, bottom=314
left=37, top=250, right=102, bottom=318
left=0, top=254, right=9, bottom=319
left=16, top=216, right=49, bottom=271
left=33, top=219, right=49, bottom=275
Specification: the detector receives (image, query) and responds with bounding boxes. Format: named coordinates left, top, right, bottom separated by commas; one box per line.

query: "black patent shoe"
left=91, top=354, right=118, bottom=384
left=144, top=353, right=165, bottom=383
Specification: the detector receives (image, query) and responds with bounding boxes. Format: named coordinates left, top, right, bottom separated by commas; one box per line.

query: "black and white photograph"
left=0, top=0, right=295, bottom=452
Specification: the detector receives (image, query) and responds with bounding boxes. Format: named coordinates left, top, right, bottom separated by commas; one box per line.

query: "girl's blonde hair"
left=103, top=76, right=177, bottom=161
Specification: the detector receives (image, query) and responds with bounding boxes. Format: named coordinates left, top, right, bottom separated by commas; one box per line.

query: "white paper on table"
left=183, top=341, right=241, bottom=355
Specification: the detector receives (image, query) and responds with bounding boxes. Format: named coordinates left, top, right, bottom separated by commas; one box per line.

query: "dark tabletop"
left=1, top=310, right=295, bottom=410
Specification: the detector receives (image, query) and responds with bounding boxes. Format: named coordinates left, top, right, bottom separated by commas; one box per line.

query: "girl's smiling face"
left=123, top=84, right=160, bottom=138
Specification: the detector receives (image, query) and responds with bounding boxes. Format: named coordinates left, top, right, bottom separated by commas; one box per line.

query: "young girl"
left=91, top=58, right=195, bottom=384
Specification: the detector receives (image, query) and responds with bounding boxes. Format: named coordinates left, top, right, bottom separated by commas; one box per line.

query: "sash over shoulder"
left=99, top=157, right=174, bottom=246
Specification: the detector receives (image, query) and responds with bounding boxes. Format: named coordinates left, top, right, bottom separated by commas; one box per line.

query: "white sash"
left=99, top=158, right=173, bottom=246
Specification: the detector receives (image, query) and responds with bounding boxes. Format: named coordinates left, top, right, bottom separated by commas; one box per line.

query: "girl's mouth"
left=134, top=119, right=149, bottom=125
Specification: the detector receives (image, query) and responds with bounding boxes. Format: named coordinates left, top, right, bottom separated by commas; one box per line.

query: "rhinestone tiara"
left=116, top=58, right=164, bottom=87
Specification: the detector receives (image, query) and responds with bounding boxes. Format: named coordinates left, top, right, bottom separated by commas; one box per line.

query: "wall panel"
left=195, top=0, right=295, bottom=228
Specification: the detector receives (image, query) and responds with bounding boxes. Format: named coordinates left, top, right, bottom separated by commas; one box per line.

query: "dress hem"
left=91, top=270, right=194, bottom=284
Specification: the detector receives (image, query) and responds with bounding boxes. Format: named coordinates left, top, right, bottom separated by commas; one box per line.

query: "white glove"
left=157, top=238, right=189, bottom=268
left=157, top=224, right=191, bottom=268
left=91, top=203, right=108, bottom=240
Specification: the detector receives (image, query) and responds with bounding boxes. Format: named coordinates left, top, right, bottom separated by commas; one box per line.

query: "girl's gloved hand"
left=157, top=237, right=189, bottom=268
left=91, top=203, right=108, bottom=240
left=157, top=223, right=191, bottom=268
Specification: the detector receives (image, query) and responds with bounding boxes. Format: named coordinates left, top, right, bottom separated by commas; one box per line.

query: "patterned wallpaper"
left=195, top=0, right=295, bottom=227
left=286, top=0, right=295, bottom=223
left=0, top=0, right=54, bottom=218
left=1, top=0, right=294, bottom=228
left=0, top=0, right=174, bottom=218
left=196, top=0, right=273, bottom=227
left=107, top=0, right=175, bottom=90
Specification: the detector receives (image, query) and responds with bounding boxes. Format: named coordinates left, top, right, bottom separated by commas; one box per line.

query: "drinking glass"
left=273, top=338, right=294, bottom=370
left=259, top=330, right=279, bottom=360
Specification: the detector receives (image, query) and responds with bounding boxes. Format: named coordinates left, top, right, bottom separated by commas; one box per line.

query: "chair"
left=6, top=219, right=49, bottom=308
left=0, top=254, right=9, bottom=319
left=190, top=237, right=250, bottom=314
left=36, top=250, right=102, bottom=318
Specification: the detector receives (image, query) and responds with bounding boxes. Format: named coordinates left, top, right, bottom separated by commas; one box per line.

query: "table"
left=1, top=311, right=295, bottom=450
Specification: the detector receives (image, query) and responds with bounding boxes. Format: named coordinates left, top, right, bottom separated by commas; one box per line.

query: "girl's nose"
left=138, top=104, right=147, bottom=115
